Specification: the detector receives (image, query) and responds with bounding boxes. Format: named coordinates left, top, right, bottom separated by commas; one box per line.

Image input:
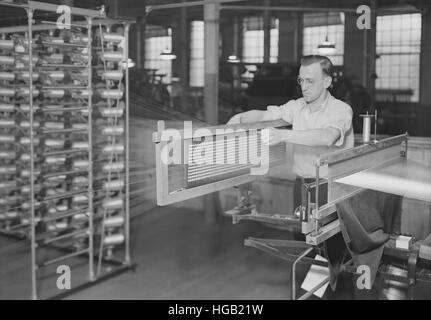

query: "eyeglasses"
left=297, top=77, right=320, bottom=86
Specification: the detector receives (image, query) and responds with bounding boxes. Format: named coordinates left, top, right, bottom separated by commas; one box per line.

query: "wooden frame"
left=153, top=120, right=289, bottom=206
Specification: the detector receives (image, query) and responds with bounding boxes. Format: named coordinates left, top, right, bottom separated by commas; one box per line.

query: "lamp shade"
left=227, top=55, right=240, bottom=63
left=317, top=36, right=336, bottom=55
left=160, top=48, right=177, bottom=60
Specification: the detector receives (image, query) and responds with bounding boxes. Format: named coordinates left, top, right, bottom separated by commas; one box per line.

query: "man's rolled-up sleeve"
left=266, top=100, right=297, bottom=123
left=326, top=105, right=353, bottom=147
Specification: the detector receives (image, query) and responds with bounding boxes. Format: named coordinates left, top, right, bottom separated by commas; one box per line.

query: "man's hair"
left=300, top=55, right=333, bottom=77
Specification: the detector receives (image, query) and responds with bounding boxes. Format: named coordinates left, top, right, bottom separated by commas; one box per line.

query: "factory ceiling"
left=142, top=0, right=430, bottom=27
left=0, top=0, right=429, bottom=28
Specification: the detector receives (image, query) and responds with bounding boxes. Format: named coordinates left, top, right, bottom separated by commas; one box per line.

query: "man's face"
left=298, top=63, right=331, bottom=103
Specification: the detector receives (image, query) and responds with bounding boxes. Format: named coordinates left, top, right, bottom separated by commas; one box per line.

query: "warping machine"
left=0, top=1, right=134, bottom=299
left=153, top=119, right=431, bottom=300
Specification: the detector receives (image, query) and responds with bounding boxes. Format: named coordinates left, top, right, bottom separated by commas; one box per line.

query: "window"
left=144, top=27, right=172, bottom=84
left=242, top=16, right=279, bottom=63
left=189, top=21, right=204, bottom=87
left=376, top=13, right=421, bottom=102
left=302, top=13, right=345, bottom=66
left=270, top=19, right=279, bottom=63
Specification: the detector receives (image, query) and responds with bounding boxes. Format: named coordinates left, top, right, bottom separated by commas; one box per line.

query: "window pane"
left=189, top=21, right=204, bottom=87
left=144, top=33, right=172, bottom=84
left=302, top=15, right=345, bottom=66
left=242, top=17, right=279, bottom=63
left=376, top=13, right=421, bottom=102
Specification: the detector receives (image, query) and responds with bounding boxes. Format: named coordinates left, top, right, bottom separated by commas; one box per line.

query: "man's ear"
left=323, top=76, right=332, bottom=89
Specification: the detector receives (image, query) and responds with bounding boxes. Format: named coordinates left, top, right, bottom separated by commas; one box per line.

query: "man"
left=227, top=55, right=354, bottom=215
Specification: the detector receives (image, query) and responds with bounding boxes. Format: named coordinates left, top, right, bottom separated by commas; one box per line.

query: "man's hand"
left=227, top=113, right=242, bottom=125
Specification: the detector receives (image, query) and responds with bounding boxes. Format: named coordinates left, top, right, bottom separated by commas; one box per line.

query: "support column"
left=136, top=16, right=146, bottom=69
left=172, top=12, right=189, bottom=112
left=221, top=17, right=242, bottom=61
left=278, top=12, right=303, bottom=63
left=344, top=12, right=367, bottom=86
left=204, top=1, right=220, bottom=223
left=263, top=0, right=271, bottom=63
left=180, top=2, right=189, bottom=110
left=367, top=0, right=377, bottom=106
left=420, top=10, right=431, bottom=105
left=203, top=0, right=219, bottom=125
left=221, top=16, right=234, bottom=60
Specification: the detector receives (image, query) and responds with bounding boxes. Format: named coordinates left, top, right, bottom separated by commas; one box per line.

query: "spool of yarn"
left=0, top=55, right=15, bottom=65
left=19, top=71, right=39, bottom=81
left=72, top=212, right=89, bottom=222
left=72, top=89, right=91, bottom=98
left=21, top=185, right=41, bottom=194
left=0, top=40, right=14, bottom=50
left=0, top=72, right=15, bottom=81
left=103, top=162, right=124, bottom=172
left=46, top=156, right=66, bottom=165
left=72, top=176, right=89, bottom=187
left=20, top=120, right=40, bottom=128
left=18, top=88, right=39, bottom=97
left=0, top=119, right=15, bottom=127
left=102, top=126, right=124, bottom=135
left=0, top=104, right=14, bottom=112
left=104, top=180, right=124, bottom=191
left=103, top=33, right=124, bottom=43
left=71, top=123, right=87, bottom=130
left=0, top=181, right=15, bottom=189
left=20, top=154, right=31, bottom=162
left=100, top=89, right=123, bottom=99
left=46, top=175, right=66, bottom=183
left=21, top=169, right=41, bottom=178
left=103, top=233, right=124, bottom=246
left=46, top=70, right=65, bottom=81
left=0, top=151, right=15, bottom=159
left=0, top=88, right=15, bottom=97
left=103, top=144, right=124, bottom=154
left=20, top=137, right=40, bottom=145
left=73, top=194, right=88, bottom=204
left=6, top=211, right=18, bottom=219
left=0, top=166, right=16, bottom=174
left=44, top=89, right=65, bottom=98
left=20, top=55, right=38, bottom=64
left=103, top=215, right=124, bottom=228
left=46, top=53, right=64, bottom=64
left=19, top=104, right=40, bottom=113
left=72, top=141, right=89, bottom=150
left=101, top=107, right=124, bottom=117
left=55, top=221, right=68, bottom=229
left=101, top=70, right=123, bottom=81
left=73, top=159, right=89, bottom=169
left=101, top=51, right=123, bottom=62
left=45, top=139, right=65, bottom=148
left=44, top=122, right=64, bottom=130
left=0, top=135, right=14, bottom=143
left=103, top=198, right=123, bottom=209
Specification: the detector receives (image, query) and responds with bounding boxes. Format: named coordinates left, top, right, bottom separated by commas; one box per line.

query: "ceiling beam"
left=220, top=4, right=422, bottom=14
left=147, top=0, right=246, bottom=11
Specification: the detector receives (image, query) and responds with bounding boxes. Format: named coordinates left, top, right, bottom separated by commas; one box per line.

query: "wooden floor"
left=67, top=207, right=304, bottom=300
left=1, top=205, right=429, bottom=300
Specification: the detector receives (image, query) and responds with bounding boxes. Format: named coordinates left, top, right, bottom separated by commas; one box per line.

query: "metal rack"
left=0, top=1, right=133, bottom=299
